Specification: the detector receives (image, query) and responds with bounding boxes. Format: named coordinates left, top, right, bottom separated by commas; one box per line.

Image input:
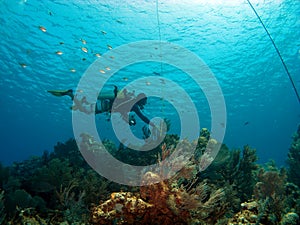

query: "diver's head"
left=136, top=93, right=147, bottom=109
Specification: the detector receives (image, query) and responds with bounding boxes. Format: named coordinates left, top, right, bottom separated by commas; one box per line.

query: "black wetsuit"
left=131, top=103, right=150, bottom=124
left=96, top=85, right=150, bottom=125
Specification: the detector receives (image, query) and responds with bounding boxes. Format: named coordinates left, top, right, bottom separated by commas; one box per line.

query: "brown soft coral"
left=140, top=171, right=192, bottom=224
left=90, top=138, right=229, bottom=224
left=91, top=170, right=229, bottom=224
left=91, top=171, right=192, bottom=224
left=253, top=169, right=286, bottom=200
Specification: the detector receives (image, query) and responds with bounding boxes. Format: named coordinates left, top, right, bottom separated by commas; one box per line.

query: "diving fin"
left=47, top=89, right=73, bottom=98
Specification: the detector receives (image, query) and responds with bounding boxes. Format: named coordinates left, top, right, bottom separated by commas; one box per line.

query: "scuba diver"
left=47, top=86, right=155, bottom=128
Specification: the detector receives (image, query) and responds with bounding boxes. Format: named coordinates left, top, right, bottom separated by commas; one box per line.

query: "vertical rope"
left=155, top=0, right=163, bottom=73
left=246, top=0, right=300, bottom=103
left=155, top=0, right=166, bottom=135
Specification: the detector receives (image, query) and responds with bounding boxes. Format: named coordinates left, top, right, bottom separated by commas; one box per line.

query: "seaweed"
left=79, top=170, right=111, bottom=206
left=253, top=168, right=287, bottom=223
left=236, top=145, right=259, bottom=201
left=5, top=189, right=35, bottom=213
left=0, top=163, right=9, bottom=189
left=287, top=125, right=300, bottom=187
left=201, top=144, right=258, bottom=203
left=51, top=139, right=86, bottom=169
left=0, top=190, right=6, bottom=224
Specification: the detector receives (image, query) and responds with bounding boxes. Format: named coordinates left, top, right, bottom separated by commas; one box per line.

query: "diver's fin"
left=47, top=89, right=73, bottom=97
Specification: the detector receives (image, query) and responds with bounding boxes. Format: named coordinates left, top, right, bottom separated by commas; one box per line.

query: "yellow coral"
left=207, top=138, right=218, bottom=146
left=228, top=201, right=261, bottom=225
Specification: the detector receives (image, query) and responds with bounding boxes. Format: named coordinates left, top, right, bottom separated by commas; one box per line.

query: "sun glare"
left=163, top=0, right=282, bottom=6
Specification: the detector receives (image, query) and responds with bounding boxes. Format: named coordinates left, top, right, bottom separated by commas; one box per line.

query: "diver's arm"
left=132, top=105, right=155, bottom=127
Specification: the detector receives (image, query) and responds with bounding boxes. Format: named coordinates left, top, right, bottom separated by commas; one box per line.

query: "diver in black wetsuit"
left=48, top=86, right=155, bottom=127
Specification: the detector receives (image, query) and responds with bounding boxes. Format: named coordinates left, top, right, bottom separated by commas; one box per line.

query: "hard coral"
left=91, top=191, right=152, bottom=224
left=280, top=212, right=299, bottom=225
left=228, top=201, right=261, bottom=225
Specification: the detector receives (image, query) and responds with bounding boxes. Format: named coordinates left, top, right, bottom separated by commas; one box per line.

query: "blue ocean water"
left=0, top=0, right=299, bottom=166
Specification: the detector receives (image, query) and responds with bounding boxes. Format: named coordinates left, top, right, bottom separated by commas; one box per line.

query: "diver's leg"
left=113, top=85, right=118, bottom=98
left=95, top=102, right=102, bottom=114
left=47, top=89, right=74, bottom=100
left=65, top=89, right=74, bottom=100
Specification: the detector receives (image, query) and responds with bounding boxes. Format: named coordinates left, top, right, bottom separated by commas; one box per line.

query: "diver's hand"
left=149, top=122, right=160, bottom=135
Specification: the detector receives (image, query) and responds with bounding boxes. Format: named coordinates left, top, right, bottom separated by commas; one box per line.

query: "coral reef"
left=253, top=168, right=287, bottom=224
left=0, top=139, right=114, bottom=224
left=89, top=136, right=230, bottom=224
left=91, top=170, right=228, bottom=225
left=0, top=126, right=299, bottom=224
left=251, top=167, right=300, bottom=225
left=229, top=162, right=300, bottom=225
left=229, top=200, right=300, bottom=225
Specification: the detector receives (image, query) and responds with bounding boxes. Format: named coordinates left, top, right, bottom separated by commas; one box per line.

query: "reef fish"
left=81, top=47, right=88, bottom=53
left=39, top=26, right=46, bottom=32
